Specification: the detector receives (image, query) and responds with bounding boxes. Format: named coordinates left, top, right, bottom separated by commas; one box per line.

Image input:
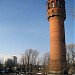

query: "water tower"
left=46, top=0, right=67, bottom=74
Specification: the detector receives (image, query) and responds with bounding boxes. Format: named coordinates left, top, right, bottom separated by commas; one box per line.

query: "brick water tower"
left=47, top=0, right=67, bottom=74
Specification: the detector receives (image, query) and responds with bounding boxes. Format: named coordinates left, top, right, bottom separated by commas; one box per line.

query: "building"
left=47, top=0, right=67, bottom=74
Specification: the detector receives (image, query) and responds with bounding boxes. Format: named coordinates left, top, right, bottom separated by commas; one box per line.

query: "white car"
left=36, top=72, right=43, bottom=75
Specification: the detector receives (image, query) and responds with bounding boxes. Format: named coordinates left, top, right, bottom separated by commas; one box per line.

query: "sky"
left=0, top=0, right=75, bottom=59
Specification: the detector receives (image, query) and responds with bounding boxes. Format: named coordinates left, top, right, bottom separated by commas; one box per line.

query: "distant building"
left=13, top=56, right=17, bottom=66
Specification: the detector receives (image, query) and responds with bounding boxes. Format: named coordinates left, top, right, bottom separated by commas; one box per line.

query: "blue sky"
left=0, top=0, right=74, bottom=57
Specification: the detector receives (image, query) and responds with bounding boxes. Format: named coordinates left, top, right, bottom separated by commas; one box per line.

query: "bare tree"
left=0, top=59, right=4, bottom=68
left=5, top=59, right=14, bottom=68
left=42, top=52, right=50, bottom=73
left=66, top=44, right=75, bottom=66
left=20, top=49, right=39, bottom=72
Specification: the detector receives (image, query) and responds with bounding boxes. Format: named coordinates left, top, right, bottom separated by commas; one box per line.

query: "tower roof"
left=47, top=0, right=66, bottom=20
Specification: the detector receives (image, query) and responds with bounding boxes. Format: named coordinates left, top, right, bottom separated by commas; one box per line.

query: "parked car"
left=0, top=69, right=5, bottom=74
left=36, top=72, right=43, bottom=75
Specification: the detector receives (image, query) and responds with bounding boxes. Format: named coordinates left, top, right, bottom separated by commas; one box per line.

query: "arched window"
left=51, top=1, right=54, bottom=7
left=61, top=1, right=63, bottom=8
left=63, top=1, right=65, bottom=9
left=61, top=1, right=65, bottom=9
left=48, top=2, right=50, bottom=9
left=56, top=0, right=60, bottom=7
left=52, top=10, right=54, bottom=13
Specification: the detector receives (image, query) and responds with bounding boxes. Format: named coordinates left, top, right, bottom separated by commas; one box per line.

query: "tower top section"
left=47, top=0, right=66, bottom=20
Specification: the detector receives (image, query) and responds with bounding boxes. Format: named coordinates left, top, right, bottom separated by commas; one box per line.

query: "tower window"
left=56, top=0, right=60, bottom=7
left=52, top=10, right=54, bottom=13
left=51, top=1, right=54, bottom=7
left=61, top=1, right=65, bottom=9
left=63, top=1, right=65, bottom=9
left=48, top=2, right=50, bottom=9
left=61, top=1, right=63, bottom=8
